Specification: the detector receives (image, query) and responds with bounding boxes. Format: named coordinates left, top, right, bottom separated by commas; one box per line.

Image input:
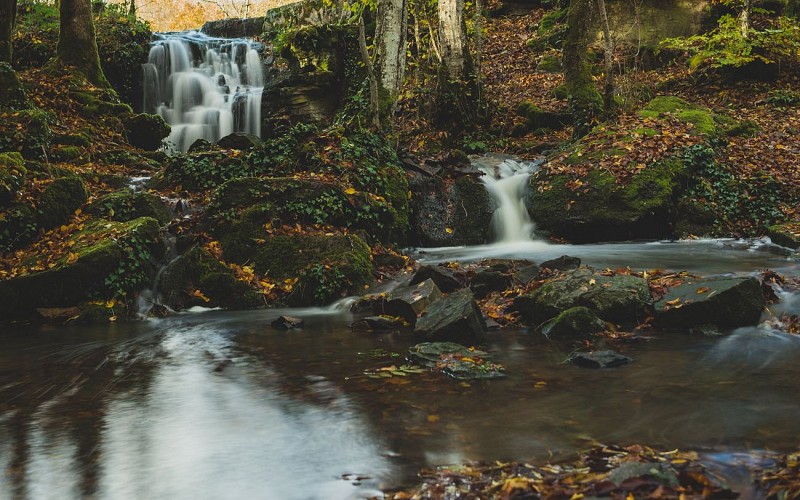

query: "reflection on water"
left=1, top=241, right=798, bottom=499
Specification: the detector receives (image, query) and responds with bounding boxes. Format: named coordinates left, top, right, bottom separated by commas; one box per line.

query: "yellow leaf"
left=426, top=415, right=440, bottom=423
left=74, top=208, right=82, bottom=216
left=344, top=187, right=356, bottom=195
left=445, top=227, right=453, bottom=234
left=105, top=299, right=116, bottom=308
left=696, top=286, right=711, bottom=294
left=588, top=278, right=596, bottom=285
left=192, top=289, right=210, bottom=302
left=66, top=252, right=79, bottom=264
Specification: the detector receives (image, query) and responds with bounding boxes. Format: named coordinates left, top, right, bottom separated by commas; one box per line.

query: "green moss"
left=123, top=113, right=170, bottom=151
left=537, top=55, right=562, bottom=73
left=86, top=189, right=171, bottom=224
left=53, top=132, right=92, bottom=147
left=0, top=152, right=27, bottom=207
left=37, top=176, right=88, bottom=229
left=0, top=63, right=30, bottom=111
left=639, top=96, right=718, bottom=136
left=724, top=119, right=760, bottom=137
left=516, top=100, right=571, bottom=130
left=634, top=127, right=659, bottom=137
left=538, top=8, right=567, bottom=35
left=641, top=95, right=693, bottom=114
left=51, top=145, right=85, bottom=162
left=552, top=84, right=569, bottom=100
left=677, top=109, right=716, bottom=135
left=0, top=204, right=38, bottom=252
left=0, top=109, right=52, bottom=159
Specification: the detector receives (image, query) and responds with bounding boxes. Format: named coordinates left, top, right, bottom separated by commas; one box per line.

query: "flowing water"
left=142, top=31, right=264, bottom=152
left=1, top=154, right=798, bottom=498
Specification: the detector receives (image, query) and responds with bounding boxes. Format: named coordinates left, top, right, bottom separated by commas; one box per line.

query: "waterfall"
left=141, top=31, right=265, bottom=153
left=475, top=156, right=543, bottom=243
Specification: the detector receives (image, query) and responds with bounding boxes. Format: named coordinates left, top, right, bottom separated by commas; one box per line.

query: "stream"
left=1, top=157, right=799, bottom=498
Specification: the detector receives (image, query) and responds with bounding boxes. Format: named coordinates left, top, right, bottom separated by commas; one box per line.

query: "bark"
left=563, top=0, right=601, bottom=138
left=738, top=0, right=750, bottom=38
left=57, top=0, right=109, bottom=87
left=438, top=0, right=470, bottom=79
left=375, top=0, right=408, bottom=123
left=358, top=14, right=380, bottom=129
left=596, top=0, right=614, bottom=116
left=0, top=0, right=16, bottom=64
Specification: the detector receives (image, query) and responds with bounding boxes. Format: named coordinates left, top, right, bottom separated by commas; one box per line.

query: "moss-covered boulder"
left=540, top=306, right=607, bottom=339
left=0, top=108, right=52, bottom=159
left=513, top=268, right=651, bottom=325
left=767, top=221, right=800, bottom=249
left=528, top=158, right=683, bottom=242
left=409, top=173, right=496, bottom=246
left=157, top=246, right=262, bottom=311
left=154, top=151, right=252, bottom=191
left=0, top=217, right=163, bottom=320
left=0, top=62, right=30, bottom=111
left=639, top=96, right=718, bottom=136
left=654, top=276, right=766, bottom=329
left=123, top=113, right=170, bottom=151
left=516, top=101, right=571, bottom=131
left=0, top=204, right=38, bottom=252
left=37, top=176, right=88, bottom=229
left=86, top=189, right=171, bottom=224
left=0, top=152, right=27, bottom=207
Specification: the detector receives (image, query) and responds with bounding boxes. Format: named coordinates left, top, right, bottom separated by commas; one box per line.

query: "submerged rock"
left=654, top=276, right=766, bottom=329
left=373, top=279, right=443, bottom=324
left=351, top=315, right=409, bottom=331
left=271, top=315, right=304, bottom=330
left=570, top=350, right=633, bottom=368
left=414, top=289, right=486, bottom=343
left=408, top=342, right=505, bottom=380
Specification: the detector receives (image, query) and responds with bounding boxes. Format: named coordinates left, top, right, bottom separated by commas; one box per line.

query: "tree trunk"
left=739, top=0, right=750, bottom=38
left=563, top=0, right=602, bottom=138
left=375, top=0, right=408, bottom=124
left=129, top=0, right=136, bottom=17
left=0, top=0, right=16, bottom=64
left=57, top=0, right=109, bottom=87
left=596, top=0, right=614, bottom=116
left=438, top=0, right=470, bottom=79
left=358, top=14, right=380, bottom=129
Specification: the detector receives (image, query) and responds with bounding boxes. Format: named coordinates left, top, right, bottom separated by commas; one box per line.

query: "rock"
left=414, top=289, right=486, bottom=343
left=123, top=113, right=170, bottom=151
left=271, top=315, right=304, bottom=330
left=570, top=350, right=633, bottom=368
left=216, top=132, right=263, bottom=151
left=37, top=176, right=88, bottom=229
left=513, top=268, right=651, bottom=325
left=541, top=306, right=606, bottom=338
left=0, top=62, right=30, bottom=111
left=0, top=152, right=26, bottom=207
left=0, top=217, right=164, bottom=320
left=407, top=342, right=505, bottom=380
left=157, top=246, right=262, bottom=311
left=540, top=255, right=581, bottom=271
left=373, top=279, right=443, bottom=324
left=608, top=462, right=679, bottom=487
left=408, top=172, right=496, bottom=246
left=768, top=221, right=800, bottom=249
left=654, top=276, right=766, bottom=329
left=409, top=265, right=464, bottom=293
left=638, top=96, right=718, bottom=136
left=470, top=269, right=511, bottom=299
left=86, top=189, right=171, bottom=224
left=513, top=264, right=541, bottom=285
left=351, top=315, right=408, bottom=331
left=516, top=101, right=571, bottom=131
left=201, top=17, right=266, bottom=38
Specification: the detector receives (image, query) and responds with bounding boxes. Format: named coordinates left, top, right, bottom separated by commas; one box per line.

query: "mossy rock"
left=156, top=151, right=252, bottom=191
left=639, top=96, right=718, bottom=135
left=537, top=55, right=562, bottom=73
left=50, top=145, right=87, bottom=163
left=767, top=221, right=800, bottom=249
left=53, top=132, right=92, bottom=147
left=0, top=63, right=30, bottom=111
left=0, top=108, right=52, bottom=160
left=86, top=189, right=171, bottom=224
left=0, top=152, right=27, bottom=207
left=552, top=84, right=569, bottom=100
left=0, top=217, right=163, bottom=320
left=528, top=158, right=683, bottom=242
left=123, top=113, right=170, bottom=151
left=70, top=90, right=133, bottom=118
left=0, top=204, right=38, bottom=252
left=157, top=246, right=262, bottom=310
left=516, top=101, right=571, bottom=131
left=37, top=176, right=88, bottom=229
left=540, top=306, right=607, bottom=339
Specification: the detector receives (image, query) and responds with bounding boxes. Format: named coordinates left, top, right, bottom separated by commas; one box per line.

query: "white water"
left=142, top=31, right=264, bottom=152
left=474, top=155, right=543, bottom=243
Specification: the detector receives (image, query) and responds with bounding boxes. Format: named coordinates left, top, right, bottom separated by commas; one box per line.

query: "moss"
left=37, top=176, right=88, bottom=229
left=517, top=100, right=571, bottom=130
left=634, top=127, right=659, bottom=137
left=640, top=96, right=693, bottom=115
left=0, top=62, right=30, bottom=111
left=552, top=84, right=569, bottom=100
left=53, top=132, right=92, bottom=147
left=0, top=152, right=27, bottom=207
left=123, top=113, right=170, bottom=151
left=537, top=55, right=562, bottom=73
left=639, top=96, right=718, bottom=136
left=539, top=8, right=568, bottom=34
left=51, top=145, right=85, bottom=162
left=0, top=204, right=38, bottom=252
left=724, top=119, right=760, bottom=137
left=86, top=189, right=171, bottom=224
left=0, top=108, right=52, bottom=159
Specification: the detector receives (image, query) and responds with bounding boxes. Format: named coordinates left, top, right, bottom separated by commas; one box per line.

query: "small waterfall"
left=475, top=156, right=543, bottom=243
left=141, top=31, right=265, bottom=153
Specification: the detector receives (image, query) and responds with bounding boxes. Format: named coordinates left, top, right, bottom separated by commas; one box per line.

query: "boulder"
left=216, top=132, right=263, bottom=151
left=0, top=217, right=163, bottom=319
left=373, top=279, right=443, bottom=324
left=201, top=17, right=266, bottom=38
left=409, top=265, right=464, bottom=293
left=407, top=342, right=505, bottom=380
left=271, top=315, right=304, bottom=330
left=540, top=255, right=581, bottom=271
left=351, top=315, right=409, bottom=331
left=654, top=276, right=766, bottom=329
left=123, top=113, right=170, bottom=151
left=409, top=172, right=496, bottom=246
left=541, top=306, right=606, bottom=339
left=768, top=221, right=800, bottom=249
left=513, top=268, right=651, bottom=325
left=414, top=289, right=486, bottom=343
left=0, top=152, right=26, bottom=207
left=86, top=189, right=171, bottom=224
left=570, top=350, right=633, bottom=368
left=513, top=264, right=541, bottom=285
left=157, top=246, right=262, bottom=311
left=37, top=176, right=88, bottom=229
left=470, top=269, right=511, bottom=298
left=0, top=62, right=30, bottom=111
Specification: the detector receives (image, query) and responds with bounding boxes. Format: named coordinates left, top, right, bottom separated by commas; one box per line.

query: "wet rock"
left=37, top=176, right=88, bottom=229
left=470, top=269, right=511, bottom=299
left=0, top=152, right=26, bottom=207
left=540, top=255, right=581, bottom=271
left=767, top=221, right=800, bottom=249
left=414, top=289, right=486, bottom=343
left=123, top=113, right=170, bottom=151
left=570, top=350, right=632, bottom=368
left=408, top=172, right=496, bottom=246
left=0, top=62, right=30, bottom=111
left=201, top=17, right=266, bottom=38
left=409, top=265, right=464, bottom=293
left=86, top=189, right=171, bottom=224
left=216, top=132, right=263, bottom=151
left=513, top=264, right=541, bottom=285
left=374, top=279, right=443, bottom=324
left=541, top=306, right=606, bottom=338
left=271, top=315, right=304, bottom=330
left=608, top=462, right=679, bottom=487
left=351, top=315, right=408, bottom=331
left=513, top=268, right=651, bottom=325
left=654, top=276, right=766, bottom=329
left=407, top=342, right=505, bottom=380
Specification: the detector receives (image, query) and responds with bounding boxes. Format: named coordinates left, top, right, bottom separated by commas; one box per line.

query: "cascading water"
left=475, top=155, right=544, bottom=243
left=142, top=31, right=265, bottom=152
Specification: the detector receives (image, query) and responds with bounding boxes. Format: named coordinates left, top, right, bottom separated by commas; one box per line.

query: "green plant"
left=103, top=231, right=154, bottom=300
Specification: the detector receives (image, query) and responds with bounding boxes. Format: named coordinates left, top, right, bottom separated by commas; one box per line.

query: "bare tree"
left=375, top=0, right=408, bottom=125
